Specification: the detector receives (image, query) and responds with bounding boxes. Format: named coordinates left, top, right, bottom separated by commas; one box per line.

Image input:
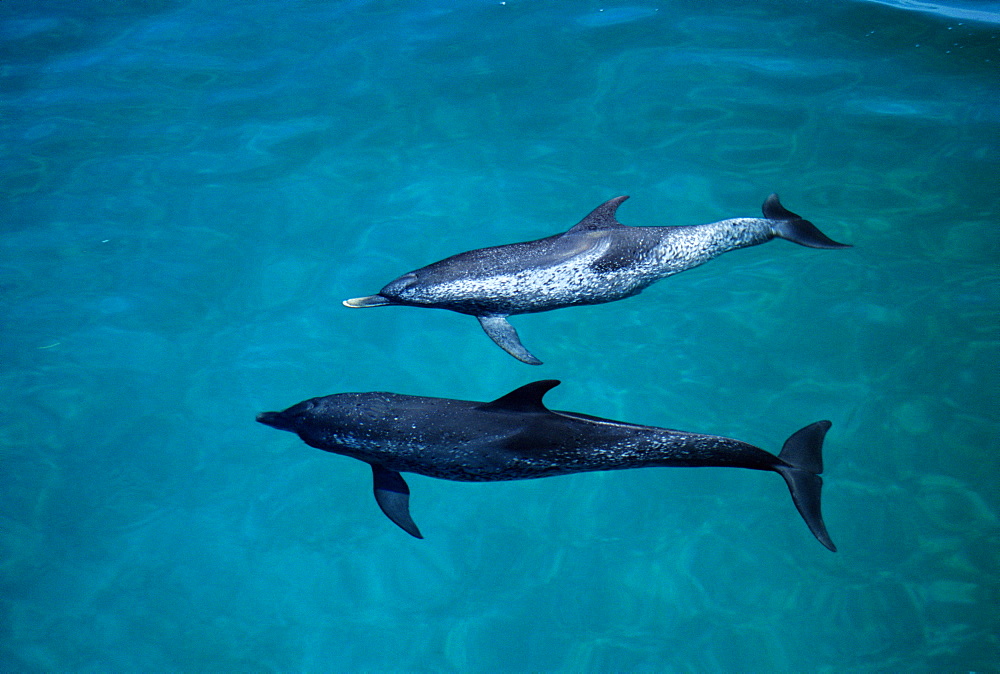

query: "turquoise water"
left=2, top=0, right=998, bottom=670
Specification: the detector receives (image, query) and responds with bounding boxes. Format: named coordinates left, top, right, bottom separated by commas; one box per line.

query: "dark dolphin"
left=257, top=380, right=837, bottom=551
left=344, top=194, right=850, bottom=364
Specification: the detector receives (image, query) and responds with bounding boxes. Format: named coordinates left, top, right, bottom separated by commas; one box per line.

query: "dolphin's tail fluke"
left=762, top=194, right=851, bottom=250
left=775, top=421, right=837, bottom=552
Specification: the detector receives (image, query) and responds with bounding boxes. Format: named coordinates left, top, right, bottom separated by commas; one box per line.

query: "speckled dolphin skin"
left=257, top=380, right=837, bottom=551
left=344, top=194, right=850, bottom=364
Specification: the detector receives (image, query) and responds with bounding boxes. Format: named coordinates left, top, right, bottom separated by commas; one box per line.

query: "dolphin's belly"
left=322, top=406, right=781, bottom=483
left=371, top=435, right=763, bottom=482
left=420, top=260, right=659, bottom=315
left=352, top=438, right=578, bottom=482
left=354, top=418, right=761, bottom=482
left=383, top=455, right=579, bottom=482
left=385, top=230, right=670, bottom=315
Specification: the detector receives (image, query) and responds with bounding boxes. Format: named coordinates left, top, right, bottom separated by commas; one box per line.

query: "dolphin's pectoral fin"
left=477, top=315, right=543, bottom=365
left=371, top=464, right=423, bottom=539
left=343, top=295, right=393, bottom=308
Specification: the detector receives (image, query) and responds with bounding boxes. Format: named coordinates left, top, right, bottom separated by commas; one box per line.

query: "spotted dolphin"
left=344, top=194, right=850, bottom=364
left=257, top=380, right=837, bottom=551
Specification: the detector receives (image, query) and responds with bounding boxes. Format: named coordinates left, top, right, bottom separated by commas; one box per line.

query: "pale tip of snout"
left=343, top=295, right=393, bottom=308
left=256, top=411, right=281, bottom=427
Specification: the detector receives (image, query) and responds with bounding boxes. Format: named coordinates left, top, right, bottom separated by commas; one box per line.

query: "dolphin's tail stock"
left=774, top=421, right=837, bottom=552
left=762, top=194, right=851, bottom=250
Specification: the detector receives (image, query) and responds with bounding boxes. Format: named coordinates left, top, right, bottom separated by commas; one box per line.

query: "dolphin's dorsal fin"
left=566, top=196, right=630, bottom=233
left=480, top=380, right=561, bottom=412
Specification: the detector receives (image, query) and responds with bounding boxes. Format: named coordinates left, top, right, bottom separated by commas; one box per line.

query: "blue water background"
left=2, top=0, right=998, bottom=670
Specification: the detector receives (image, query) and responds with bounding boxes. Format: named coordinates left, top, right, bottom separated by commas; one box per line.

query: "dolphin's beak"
left=256, top=411, right=289, bottom=430
left=343, top=294, right=393, bottom=308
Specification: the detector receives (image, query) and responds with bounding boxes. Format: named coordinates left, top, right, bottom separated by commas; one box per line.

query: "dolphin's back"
left=412, top=230, right=602, bottom=281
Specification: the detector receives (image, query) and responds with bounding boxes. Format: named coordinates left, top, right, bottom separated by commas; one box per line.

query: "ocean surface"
left=2, top=0, right=998, bottom=671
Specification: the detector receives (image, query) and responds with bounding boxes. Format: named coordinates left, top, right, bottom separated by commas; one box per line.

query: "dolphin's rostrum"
left=257, top=380, right=837, bottom=551
left=344, top=195, right=850, bottom=364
